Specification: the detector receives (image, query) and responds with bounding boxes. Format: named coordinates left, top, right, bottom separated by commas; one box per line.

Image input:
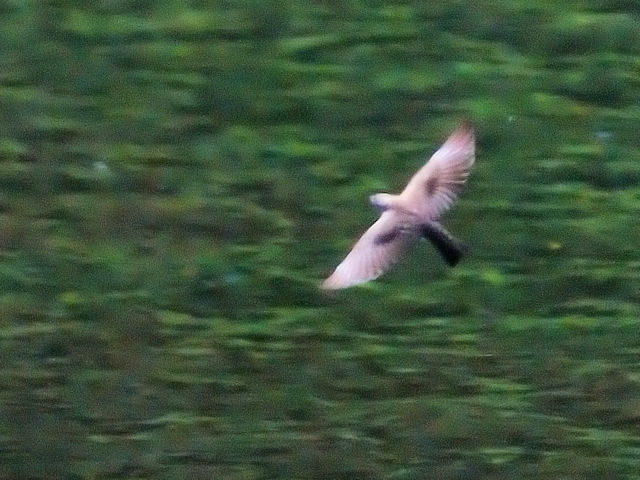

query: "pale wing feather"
left=322, top=211, right=417, bottom=289
left=399, top=124, right=475, bottom=221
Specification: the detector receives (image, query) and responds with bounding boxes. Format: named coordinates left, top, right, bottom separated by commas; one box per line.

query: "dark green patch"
left=1, top=2, right=640, bottom=479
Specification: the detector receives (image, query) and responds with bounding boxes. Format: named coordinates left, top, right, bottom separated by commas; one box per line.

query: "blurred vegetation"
left=1, top=1, right=640, bottom=479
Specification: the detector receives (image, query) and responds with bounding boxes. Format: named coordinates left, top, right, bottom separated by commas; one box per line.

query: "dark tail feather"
left=421, top=221, right=467, bottom=266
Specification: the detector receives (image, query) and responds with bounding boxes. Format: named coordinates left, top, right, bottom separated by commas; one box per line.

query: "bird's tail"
left=421, top=221, right=467, bottom=266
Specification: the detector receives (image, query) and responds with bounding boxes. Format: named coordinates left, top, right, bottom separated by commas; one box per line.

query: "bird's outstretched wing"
left=322, top=211, right=417, bottom=290
left=400, top=122, right=475, bottom=221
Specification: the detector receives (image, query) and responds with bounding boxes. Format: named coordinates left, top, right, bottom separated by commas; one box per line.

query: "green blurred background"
left=1, top=1, right=640, bottom=479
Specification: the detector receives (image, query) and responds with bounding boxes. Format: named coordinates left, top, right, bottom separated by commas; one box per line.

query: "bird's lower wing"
left=322, top=211, right=417, bottom=289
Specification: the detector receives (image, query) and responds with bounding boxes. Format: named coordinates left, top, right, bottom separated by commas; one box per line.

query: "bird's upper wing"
left=399, top=123, right=475, bottom=221
left=322, top=210, right=417, bottom=289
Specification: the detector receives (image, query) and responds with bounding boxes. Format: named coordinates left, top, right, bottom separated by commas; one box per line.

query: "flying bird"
left=322, top=122, right=475, bottom=289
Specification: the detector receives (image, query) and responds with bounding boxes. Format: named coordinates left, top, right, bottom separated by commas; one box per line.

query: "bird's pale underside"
left=322, top=122, right=475, bottom=290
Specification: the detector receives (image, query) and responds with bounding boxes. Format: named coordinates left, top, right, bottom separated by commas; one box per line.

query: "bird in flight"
left=322, top=122, right=475, bottom=289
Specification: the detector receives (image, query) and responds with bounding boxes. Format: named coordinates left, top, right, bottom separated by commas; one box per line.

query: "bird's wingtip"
left=442, top=118, right=475, bottom=150
left=320, top=279, right=333, bottom=290
left=320, top=274, right=342, bottom=290
left=321, top=269, right=371, bottom=290
left=457, top=118, right=475, bottom=136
